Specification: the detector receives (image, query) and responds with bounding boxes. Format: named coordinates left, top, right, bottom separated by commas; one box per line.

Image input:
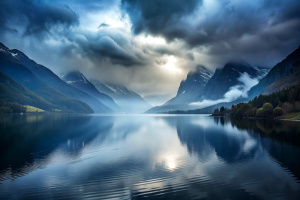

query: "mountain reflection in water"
left=0, top=114, right=299, bottom=199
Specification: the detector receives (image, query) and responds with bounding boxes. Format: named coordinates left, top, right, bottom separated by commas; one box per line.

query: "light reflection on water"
left=0, top=114, right=300, bottom=199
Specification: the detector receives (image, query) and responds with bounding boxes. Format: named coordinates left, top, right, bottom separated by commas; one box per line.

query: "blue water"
left=0, top=114, right=300, bottom=199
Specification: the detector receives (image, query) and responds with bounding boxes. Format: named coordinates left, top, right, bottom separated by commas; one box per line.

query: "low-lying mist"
left=189, top=73, right=259, bottom=109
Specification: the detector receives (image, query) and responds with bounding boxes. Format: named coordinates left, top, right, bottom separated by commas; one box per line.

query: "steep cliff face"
left=202, top=61, right=267, bottom=101
left=146, top=65, right=213, bottom=113
left=248, top=46, right=300, bottom=99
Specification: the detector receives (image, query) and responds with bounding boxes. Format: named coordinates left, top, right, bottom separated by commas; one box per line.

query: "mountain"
left=146, top=62, right=268, bottom=113
left=146, top=65, right=213, bottom=113
left=0, top=71, right=55, bottom=111
left=0, top=58, right=93, bottom=113
left=165, top=46, right=300, bottom=114
left=61, top=71, right=119, bottom=112
left=201, top=61, right=268, bottom=100
left=91, top=80, right=152, bottom=113
left=168, top=65, right=213, bottom=104
left=0, top=42, right=111, bottom=113
left=248, top=46, right=300, bottom=99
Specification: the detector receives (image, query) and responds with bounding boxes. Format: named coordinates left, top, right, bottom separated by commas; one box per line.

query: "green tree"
left=256, top=108, right=264, bottom=117
left=262, top=103, right=273, bottom=115
left=273, top=107, right=283, bottom=116
left=251, top=107, right=257, bottom=117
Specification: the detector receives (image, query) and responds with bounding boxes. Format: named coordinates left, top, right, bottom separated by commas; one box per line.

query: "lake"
left=0, top=114, right=300, bottom=199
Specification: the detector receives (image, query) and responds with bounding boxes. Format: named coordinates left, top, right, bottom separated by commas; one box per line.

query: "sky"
left=0, top=0, right=300, bottom=106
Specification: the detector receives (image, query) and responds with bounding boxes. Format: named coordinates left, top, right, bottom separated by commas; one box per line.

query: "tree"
left=256, top=108, right=264, bottom=117
left=262, top=103, right=273, bottom=115
left=220, top=106, right=225, bottom=112
left=273, top=107, right=283, bottom=116
left=251, top=107, right=257, bottom=117
left=289, top=88, right=297, bottom=102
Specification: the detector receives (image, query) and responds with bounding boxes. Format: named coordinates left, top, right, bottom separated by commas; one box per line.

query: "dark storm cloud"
left=61, top=0, right=119, bottom=12
left=0, top=0, right=143, bottom=67
left=0, top=0, right=78, bottom=37
left=121, top=0, right=202, bottom=38
left=122, top=0, right=300, bottom=66
left=72, top=28, right=146, bottom=67
left=87, top=36, right=143, bottom=66
left=122, top=0, right=300, bottom=45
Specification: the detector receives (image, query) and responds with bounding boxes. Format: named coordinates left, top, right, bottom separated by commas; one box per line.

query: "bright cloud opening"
left=161, top=55, right=182, bottom=74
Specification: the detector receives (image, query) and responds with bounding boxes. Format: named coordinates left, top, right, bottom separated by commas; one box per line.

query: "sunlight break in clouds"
left=190, top=72, right=259, bottom=108
left=161, top=55, right=183, bottom=74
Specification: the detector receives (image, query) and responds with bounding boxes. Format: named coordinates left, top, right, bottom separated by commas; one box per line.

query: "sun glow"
left=162, top=55, right=182, bottom=74
left=137, top=35, right=166, bottom=45
left=105, top=17, right=127, bottom=28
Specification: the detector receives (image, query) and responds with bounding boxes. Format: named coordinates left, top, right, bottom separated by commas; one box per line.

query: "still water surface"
left=0, top=114, right=300, bottom=199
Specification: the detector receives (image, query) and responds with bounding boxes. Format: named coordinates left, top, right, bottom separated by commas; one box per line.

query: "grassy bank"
left=279, top=112, right=300, bottom=120
left=24, top=105, right=45, bottom=113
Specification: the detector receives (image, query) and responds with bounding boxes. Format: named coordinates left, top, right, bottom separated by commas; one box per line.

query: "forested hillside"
left=213, top=83, right=300, bottom=119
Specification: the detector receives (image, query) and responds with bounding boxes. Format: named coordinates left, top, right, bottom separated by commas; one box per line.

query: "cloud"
left=70, top=27, right=148, bottom=67
left=224, top=73, right=259, bottom=101
left=122, top=0, right=300, bottom=67
left=122, top=0, right=300, bottom=45
left=63, top=0, right=120, bottom=12
left=121, top=0, right=201, bottom=39
left=190, top=72, right=258, bottom=108
left=0, top=0, right=79, bottom=38
left=98, top=23, right=109, bottom=29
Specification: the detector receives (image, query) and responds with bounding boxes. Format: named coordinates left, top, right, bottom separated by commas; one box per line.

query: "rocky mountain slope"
left=0, top=42, right=111, bottom=113
left=62, top=71, right=119, bottom=112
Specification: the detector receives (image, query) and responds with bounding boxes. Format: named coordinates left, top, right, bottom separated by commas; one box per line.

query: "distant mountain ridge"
left=91, top=80, right=152, bottom=113
left=62, top=71, right=119, bottom=112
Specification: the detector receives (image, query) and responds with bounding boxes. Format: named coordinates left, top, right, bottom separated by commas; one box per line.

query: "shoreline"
left=210, top=114, right=300, bottom=122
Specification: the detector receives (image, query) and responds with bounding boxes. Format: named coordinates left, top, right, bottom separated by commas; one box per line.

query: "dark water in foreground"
left=0, top=114, right=300, bottom=200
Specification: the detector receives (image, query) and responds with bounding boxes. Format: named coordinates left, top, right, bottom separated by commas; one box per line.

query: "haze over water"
left=0, top=114, right=300, bottom=199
